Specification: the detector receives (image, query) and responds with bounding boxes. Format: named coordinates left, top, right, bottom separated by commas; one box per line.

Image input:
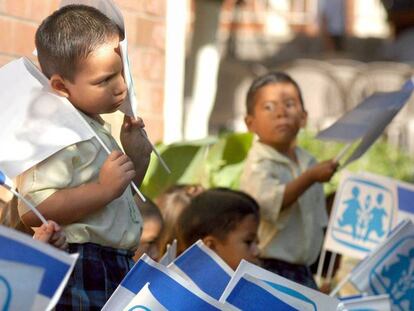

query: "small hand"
left=99, top=150, right=135, bottom=199
left=33, top=220, right=68, bottom=251
left=120, top=116, right=152, bottom=161
left=308, top=159, right=338, bottom=183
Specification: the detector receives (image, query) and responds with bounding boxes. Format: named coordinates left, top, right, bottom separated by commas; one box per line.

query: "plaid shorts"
left=55, top=243, right=134, bottom=311
left=261, top=258, right=318, bottom=290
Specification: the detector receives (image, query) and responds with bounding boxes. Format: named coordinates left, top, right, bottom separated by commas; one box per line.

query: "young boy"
left=17, top=4, right=152, bottom=310
left=177, top=188, right=260, bottom=270
left=240, top=72, right=338, bottom=289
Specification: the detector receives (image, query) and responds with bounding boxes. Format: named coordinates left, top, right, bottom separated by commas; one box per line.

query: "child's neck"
left=267, top=141, right=298, bottom=163
left=89, top=114, right=105, bottom=125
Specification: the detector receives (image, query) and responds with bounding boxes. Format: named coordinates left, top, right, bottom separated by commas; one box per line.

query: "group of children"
left=2, top=3, right=340, bottom=310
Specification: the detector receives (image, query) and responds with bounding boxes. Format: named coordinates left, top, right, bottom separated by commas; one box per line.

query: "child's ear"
left=244, top=115, right=255, bottom=132
left=49, top=74, right=70, bottom=98
left=202, top=235, right=218, bottom=250
left=300, top=110, right=308, bottom=128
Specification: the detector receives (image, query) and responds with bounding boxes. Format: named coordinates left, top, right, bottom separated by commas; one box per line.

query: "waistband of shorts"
left=68, top=242, right=134, bottom=258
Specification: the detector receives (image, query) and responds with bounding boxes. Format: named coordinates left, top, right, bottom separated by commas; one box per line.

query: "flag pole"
left=315, top=247, right=327, bottom=286
left=326, top=252, right=338, bottom=283
left=335, top=143, right=352, bottom=163
left=5, top=187, right=47, bottom=225
left=91, top=131, right=146, bottom=202
left=139, top=127, right=171, bottom=174
left=329, top=272, right=351, bottom=297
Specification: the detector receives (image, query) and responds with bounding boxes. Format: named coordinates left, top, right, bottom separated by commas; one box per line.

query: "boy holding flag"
left=16, top=4, right=151, bottom=310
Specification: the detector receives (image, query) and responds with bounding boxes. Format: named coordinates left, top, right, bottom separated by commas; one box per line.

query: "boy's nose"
left=275, top=104, right=287, bottom=117
left=114, top=74, right=127, bottom=96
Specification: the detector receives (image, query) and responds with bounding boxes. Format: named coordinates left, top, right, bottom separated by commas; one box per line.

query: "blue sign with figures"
left=328, top=174, right=396, bottom=258
left=369, top=235, right=414, bottom=311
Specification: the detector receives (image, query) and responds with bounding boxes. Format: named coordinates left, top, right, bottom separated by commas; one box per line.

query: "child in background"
left=17, top=5, right=152, bottom=310
left=177, top=188, right=260, bottom=270
left=156, top=184, right=204, bottom=255
left=240, top=72, right=338, bottom=289
left=133, top=196, right=163, bottom=262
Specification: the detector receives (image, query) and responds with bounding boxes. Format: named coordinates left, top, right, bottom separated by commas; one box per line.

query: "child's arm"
left=120, top=115, right=152, bottom=187
left=281, top=159, right=338, bottom=210
left=33, top=220, right=68, bottom=250
left=21, top=151, right=135, bottom=227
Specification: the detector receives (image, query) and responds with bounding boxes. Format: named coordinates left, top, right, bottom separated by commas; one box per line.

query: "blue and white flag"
left=317, top=79, right=414, bottom=165
left=337, top=294, right=391, bottom=311
left=223, top=273, right=303, bottom=310
left=0, top=225, right=78, bottom=311
left=221, top=260, right=339, bottom=310
left=168, top=240, right=233, bottom=300
left=102, top=254, right=225, bottom=311
left=324, top=171, right=399, bottom=259
left=0, top=58, right=95, bottom=178
left=349, top=219, right=414, bottom=311
left=0, top=259, right=44, bottom=311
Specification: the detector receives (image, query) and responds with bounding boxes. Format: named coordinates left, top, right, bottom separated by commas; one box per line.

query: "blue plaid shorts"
left=55, top=243, right=134, bottom=311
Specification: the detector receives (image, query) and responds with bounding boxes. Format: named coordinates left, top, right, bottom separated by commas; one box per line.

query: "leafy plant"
left=142, top=130, right=414, bottom=199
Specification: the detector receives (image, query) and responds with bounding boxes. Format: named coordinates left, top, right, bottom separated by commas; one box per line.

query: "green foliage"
left=142, top=130, right=414, bottom=199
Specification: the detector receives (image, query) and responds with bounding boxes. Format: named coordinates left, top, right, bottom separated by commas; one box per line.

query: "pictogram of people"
left=338, top=186, right=388, bottom=241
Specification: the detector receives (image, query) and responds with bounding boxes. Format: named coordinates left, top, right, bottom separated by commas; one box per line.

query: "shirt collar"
left=253, top=140, right=314, bottom=168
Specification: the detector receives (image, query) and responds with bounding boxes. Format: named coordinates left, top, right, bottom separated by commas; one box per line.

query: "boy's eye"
left=99, top=77, right=111, bottom=84
left=284, top=99, right=296, bottom=107
left=263, top=102, right=275, bottom=111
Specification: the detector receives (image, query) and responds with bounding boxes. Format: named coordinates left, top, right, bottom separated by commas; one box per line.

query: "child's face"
left=58, top=36, right=127, bottom=119
left=133, top=217, right=163, bottom=262
left=245, top=82, right=307, bottom=151
left=209, top=214, right=260, bottom=270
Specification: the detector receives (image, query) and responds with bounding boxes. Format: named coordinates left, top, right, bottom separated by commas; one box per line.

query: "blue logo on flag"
left=265, top=281, right=317, bottom=311
left=331, top=177, right=394, bottom=253
left=128, top=306, right=151, bottom=311
left=369, top=235, right=414, bottom=310
left=0, top=275, right=11, bottom=311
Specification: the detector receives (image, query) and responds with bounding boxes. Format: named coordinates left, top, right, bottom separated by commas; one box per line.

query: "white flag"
left=324, top=171, right=399, bottom=259
left=0, top=58, right=95, bottom=178
left=349, top=219, right=414, bottom=311
left=0, top=225, right=78, bottom=311
left=317, top=79, right=414, bottom=165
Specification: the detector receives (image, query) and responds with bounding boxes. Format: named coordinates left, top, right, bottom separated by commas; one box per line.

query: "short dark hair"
left=246, top=71, right=305, bottom=115
left=134, top=195, right=163, bottom=223
left=35, top=4, right=122, bottom=81
left=177, top=188, right=259, bottom=249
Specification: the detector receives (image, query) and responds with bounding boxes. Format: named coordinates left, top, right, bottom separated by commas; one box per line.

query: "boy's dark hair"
left=246, top=71, right=305, bottom=115
left=177, top=188, right=259, bottom=249
left=134, top=195, right=163, bottom=224
left=35, top=4, right=122, bottom=81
